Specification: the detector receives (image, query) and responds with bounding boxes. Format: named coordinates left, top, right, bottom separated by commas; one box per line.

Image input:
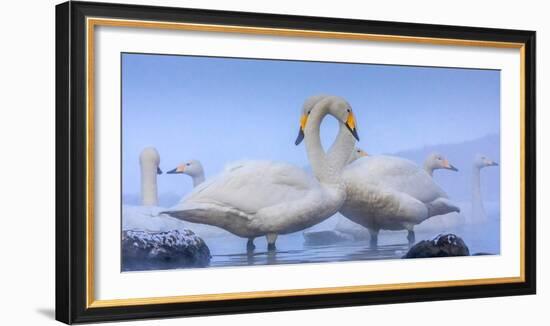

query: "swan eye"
left=307, top=110, right=311, bottom=115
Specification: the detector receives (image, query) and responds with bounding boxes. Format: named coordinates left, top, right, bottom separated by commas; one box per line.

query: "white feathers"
left=340, top=155, right=459, bottom=234
left=162, top=96, right=356, bottom=242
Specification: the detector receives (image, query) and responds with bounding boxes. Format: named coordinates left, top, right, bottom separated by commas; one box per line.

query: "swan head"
left=425, top=152, right=458, bottom=172
left=167, top=159, right=204, bottom=177
left=295, top=95, right=360, bottom=145
left=139, top=147, right=162, bottom=174
left=348, top=147, right=369, bottom=163
left=474, top=154, right=499, bottom=169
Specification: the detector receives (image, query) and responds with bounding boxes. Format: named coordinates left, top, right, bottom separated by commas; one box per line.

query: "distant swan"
left=139, top=147, right=163, bottom=206
left=167, top=159, right=206, bottom=187
left=162, top=95, right=359, bottom=251
left=423, top=152, right=458, bottom=176
left=471, top=154, right=498, bottom=222
left=340, top=155, right=460, bottom=247
left=123, top=147, right=186, bottom=233
left=348, top=147, right=368, bottom=164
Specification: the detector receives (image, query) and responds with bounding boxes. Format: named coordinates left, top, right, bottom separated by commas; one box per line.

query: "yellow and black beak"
left=345, top=112, right=360, bottom=141
left=294, top=114, right=308, bottom=145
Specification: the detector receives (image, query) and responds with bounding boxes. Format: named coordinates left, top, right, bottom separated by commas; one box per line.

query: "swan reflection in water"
left=206, top=214, right=500, bottom=268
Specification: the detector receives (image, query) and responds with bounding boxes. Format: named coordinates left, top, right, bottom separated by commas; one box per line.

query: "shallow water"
left=121, top=210, right=500, bottom=271
left=205, top=215, right=500, bottom=268
left=209, top=241, right=409, bottom=268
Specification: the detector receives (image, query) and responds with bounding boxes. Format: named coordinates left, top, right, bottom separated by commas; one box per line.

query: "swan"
left=471, top=154, right=498, bottom=222
left=334, top=152, right=459, bottom=240
left=340, top=154, right=460, bottom=247
left=167, top=159, right=206, bottom=187
left=162, top=95, right=359, bottom=251
left=423, top=152, right=458, bottom=176
left=348, top=147, right=368, bottom=164
left=139, top=147, right=162, bottom=206
left=123, top=147, right=190, bottom=232
left=125, top=149, right=230, bottom=239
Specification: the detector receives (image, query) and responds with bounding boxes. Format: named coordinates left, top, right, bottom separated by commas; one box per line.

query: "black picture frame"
left=56, top=1, right=536, bottom=324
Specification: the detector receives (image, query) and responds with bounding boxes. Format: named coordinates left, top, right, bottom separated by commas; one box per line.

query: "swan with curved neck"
left=162, top=95, right=359, bottom=251
left=423, top=152, right=458, bottom=177
left=167, top=159, right=205, bottom=187
left=139, top=147, right=162, bottom=206
left=471, top=154, right=498, bottom=222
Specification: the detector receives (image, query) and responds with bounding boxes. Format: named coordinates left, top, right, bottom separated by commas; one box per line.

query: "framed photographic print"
left=55, top=1, right=536, bottom=324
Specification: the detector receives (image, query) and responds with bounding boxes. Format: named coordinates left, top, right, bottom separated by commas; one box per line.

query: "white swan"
left=348, top=147, right=368, bottom=164
left=162, top=95, right=359, bottom=251
left=124, top=147, right=189, bottom=233
left=471, top=154, right=498, bottom=222
left=167, top=159, right=206, bottom=187
left=423, top=152, right=458, bottom=176
left=335, top=152, right=459, bottom=240
left=139, top=147, right=162, bottom=206
left=125, top=149, right=230, bottom=239
left=340, top=155, right=460, bottom=247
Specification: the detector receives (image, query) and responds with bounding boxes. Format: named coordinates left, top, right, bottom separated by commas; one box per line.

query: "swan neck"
left=192, top=173, right=205, bottom=187
left=304, top=109, right=327, bottom=181
left=140, top=161, right=158, bottom=206
left=471, top=165, right=485, bottom=219
left=304, top=102, right=355, bottom=184
left=325, top=121, right=356, bottom=182
left=423, top=162, right=434, bottom=177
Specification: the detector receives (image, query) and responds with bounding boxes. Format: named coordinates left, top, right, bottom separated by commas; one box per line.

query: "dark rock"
left=122, top=229, right=211, bottom=271
left=303, top=230, right=353, bottom=246
left=403, top=233, right=470, bottom=259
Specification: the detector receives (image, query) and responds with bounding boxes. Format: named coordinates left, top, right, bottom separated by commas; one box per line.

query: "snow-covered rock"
left=403, top=233, right=470, bottom=258
left=122, top=229, right=211, bottom=271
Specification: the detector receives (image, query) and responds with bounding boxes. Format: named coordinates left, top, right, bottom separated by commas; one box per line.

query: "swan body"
left=162, top=95, right=359, bottom=251
left=167, top=161, right=344, bottom=237
left=340, top=155, right=460, bottom=246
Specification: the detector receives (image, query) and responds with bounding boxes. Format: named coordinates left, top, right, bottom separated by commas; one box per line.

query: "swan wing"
left=342, top=182, right=429, bottom=228
left=176, top=160, right=319, bottom=215
left=345, top=155, right=447, bottom=203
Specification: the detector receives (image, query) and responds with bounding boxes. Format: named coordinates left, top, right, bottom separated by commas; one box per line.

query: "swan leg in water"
left=246, top=238, right=256, bottom=252
left=407, top=229, right=416, bottom=246
left=368, top=228, right=379, bottom=248
left=266, top=233, right=278, bottom=251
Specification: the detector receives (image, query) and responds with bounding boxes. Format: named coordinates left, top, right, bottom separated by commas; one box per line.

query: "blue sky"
left=122, top=53, right=500, bottom=198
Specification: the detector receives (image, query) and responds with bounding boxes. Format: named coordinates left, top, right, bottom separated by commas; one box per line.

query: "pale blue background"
left=121, top=53, right=500, bottom=204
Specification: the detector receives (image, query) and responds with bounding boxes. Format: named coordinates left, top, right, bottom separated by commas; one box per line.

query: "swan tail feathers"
left=426, top=198, right=460, bottom=217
